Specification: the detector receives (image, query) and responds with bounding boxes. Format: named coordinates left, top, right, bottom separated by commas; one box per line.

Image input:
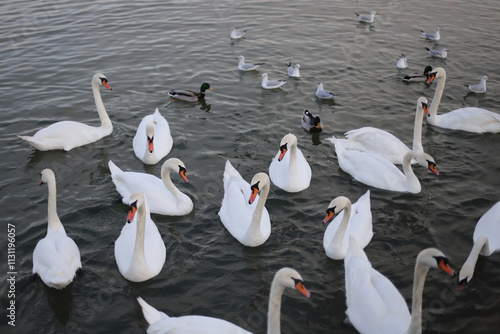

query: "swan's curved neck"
left=288, top=142, right=298, bottom=170
left=161, top=166, right=182, bottom=198
left=332, top=203, right=351, bottom=252
left=129, top=203, right=147, bottom=272
left=402, top=153, right=420, bottom=193
left=412, top=107, right=425, bottom=152
left=407, top=260, right=431, bottom=334
left=246, top=181, right=270, bottom=240
left=463, top=234, right=488, bottom=276
left=267, top=278, right=286, bottom=334
left=429, top=71, right=446, bottom=120
left=92, top=82, right=112, bottom=132
left=46, top=177, right=64, bottom=232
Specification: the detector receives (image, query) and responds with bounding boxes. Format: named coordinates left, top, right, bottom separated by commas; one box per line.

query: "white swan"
left=345, top=237, right=456, bottom=334
left=32, top=169, right=81, bottom=289
left=137, top=267, right=310, bottom=334
left=322, top=191, right=372, bottom=260
left=114, top=192, right=166, bottom=282
left=328, top=135, right=439, bottom=194
left=269, top=133, right=311, bottom=193
left=18, top=73, right=112, bottom=151
left=338, top=97, right=430, bottom=165
left=218, top=160, right=271, bottom=247
left=426, top=67, right=500, bottom=133
left=459, top=201, right=500, bottom=287
left=133, top=108, right=173, bottom=165
left=108, top=158, right=193, bottom=216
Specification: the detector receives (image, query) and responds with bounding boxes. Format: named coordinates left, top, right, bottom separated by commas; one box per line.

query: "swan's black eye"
left=100, top=77, right=107, bottom=84
left=178, top=165, right=186, bottom=174
left=280, top=143, right=288, bottom=153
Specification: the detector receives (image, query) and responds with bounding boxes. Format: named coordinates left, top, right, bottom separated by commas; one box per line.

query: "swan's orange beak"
left=248, top=183, right=259, bottom=204
left=148, top=136, right=154, bottom=153
left=426, top=72, right=437, bottom=84
left=438, top=258, right=456, bottom=277
left=126, top=202, right=138, bottom=224
left=102, top=80, right=112, bottom=90
left=323, top=209, right=335, bottom=224
left=295, top=280, right=311, bottom=298
left=422, top=103, right=430, bottom=116
left=278, top=144, right=288, bottom=162
left=179, top=166, right=188, bottom=183
left=428, top=162, right=439, bottom=176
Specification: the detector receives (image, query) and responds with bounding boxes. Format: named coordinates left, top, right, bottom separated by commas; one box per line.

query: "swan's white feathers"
left=474, top=201, right=500, bottom=255
left=219, top=161, right=271, bottom=247
left=133, top=108, right=173, bottom=165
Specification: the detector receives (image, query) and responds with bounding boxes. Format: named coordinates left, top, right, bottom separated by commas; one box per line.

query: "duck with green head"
left=168, top=83, right=212, bottom=102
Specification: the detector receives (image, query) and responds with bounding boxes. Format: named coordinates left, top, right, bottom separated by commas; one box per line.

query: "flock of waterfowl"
left=18, top=8, right=500, bottom=334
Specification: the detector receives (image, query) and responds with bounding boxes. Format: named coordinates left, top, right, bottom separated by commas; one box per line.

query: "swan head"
left=93, top=73, right=112, bottom=90
left=426, top=67, right=445, bottom=84
left=458, top=262, right=474, bottom=289
left=145, top=123, right=155, bottom=153
left=273, top=268, right=310, bottom=298
left=39, top=168, right=56, bottom=186
left=410, top=151, right=439, bottom=175
left=417, top=96, right=430, bottom=116
left=277, top=133, right=298, bottom=161
left=200, top=83, right=212, bottom=92
left=416, top=248, right=456, bottom=276
left=162, top=158, right=189, bottom=183
left=323, top=196, right=350, bottom=224
left=248, top=172, right=270, bottom=204
left=126, top=193, right=146, bottom=224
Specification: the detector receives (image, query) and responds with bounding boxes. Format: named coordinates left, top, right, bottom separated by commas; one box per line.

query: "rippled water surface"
left=1, top=1, right=500, bottom=333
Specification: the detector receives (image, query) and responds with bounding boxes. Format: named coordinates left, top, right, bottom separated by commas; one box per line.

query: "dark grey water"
left=1, top=0, right=500, bottom=333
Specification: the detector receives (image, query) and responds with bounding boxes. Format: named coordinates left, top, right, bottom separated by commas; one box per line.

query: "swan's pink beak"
left=148, top=136, right=154, bottom=153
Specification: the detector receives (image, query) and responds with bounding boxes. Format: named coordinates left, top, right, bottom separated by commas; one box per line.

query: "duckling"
left=301, top=110, right=323, bottom=132
left=168, top=83, right=212, bottom=102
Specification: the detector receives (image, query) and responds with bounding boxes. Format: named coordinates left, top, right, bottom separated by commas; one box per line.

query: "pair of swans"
left=322, top=191, right=372, bottom=260
left=32, top=169, right=81, bottom=289
left=345, top=237, right=456, bottom=334
left=338, top=97, right=429, bottom=165
left=218, top=160, right=271, bottom=247
left=426, top=67, right=500, bottom=133
left=328, top=135, right=439, bottom=193
left=459, top=201, right=500, bottom=287
left=133, top=108, right=173, bottom=165
left=18, top=73, right=112, bottom=151
left=114, top=192, right=166, bottom=282
left=269, top=133, right=311, bottom=193
left=137, top=267, right=310, bottom=334
left=109, top=158, right=193, bottom=216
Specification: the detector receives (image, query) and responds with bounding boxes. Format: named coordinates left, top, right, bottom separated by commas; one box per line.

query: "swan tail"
left=326, top=135, right=345, bottom=155
left=18, top=135, right=41, bottom=150
left=137, top=297, right=167, bottom=325
left=108, top=160, right=123, bottom=176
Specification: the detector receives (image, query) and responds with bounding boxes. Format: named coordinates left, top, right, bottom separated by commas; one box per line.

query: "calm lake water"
left=1, top=0, right=500, bottom=333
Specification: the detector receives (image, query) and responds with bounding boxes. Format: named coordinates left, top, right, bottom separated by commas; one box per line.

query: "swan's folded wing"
left=474, top=201, right=500, bottom=254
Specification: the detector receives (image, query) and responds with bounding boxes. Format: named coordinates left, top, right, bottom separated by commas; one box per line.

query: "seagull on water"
left=465, top=75, right=490, bottom=93
left=425, top=47, right=448, bottom=59
left=355, top=11, right=377, bottom=23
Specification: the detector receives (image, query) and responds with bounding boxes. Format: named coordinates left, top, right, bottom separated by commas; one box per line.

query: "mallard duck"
left=168, top=83, right=212, bottom=102
left=301, top=110, right=322, bottom=132
left=402, top=65, right=433, bottom=82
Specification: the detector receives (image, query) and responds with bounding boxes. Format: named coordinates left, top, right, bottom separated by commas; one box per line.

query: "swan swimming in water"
left=18, top=73, right=112, bottom=151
